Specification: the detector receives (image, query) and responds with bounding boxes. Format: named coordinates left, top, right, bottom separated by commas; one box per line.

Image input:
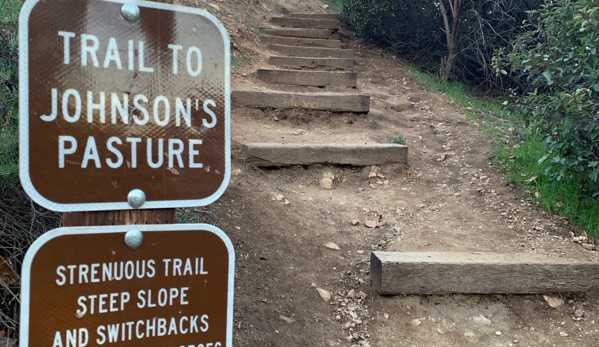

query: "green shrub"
left=390, top=135, right=406, bottom=145
left=496, top=0, right=599, bottom=183
left=0, top=0, right=21, bottom=188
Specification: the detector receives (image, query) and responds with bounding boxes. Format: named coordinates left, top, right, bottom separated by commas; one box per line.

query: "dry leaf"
left=526, top=175, right=538, bottom=183
left=543, top=295, right=564, bottom=308
left=364, top=220, right=377, bottom=228
left=368, top=166, right=379, bottom=178
left=324, top=243, right=340, bottom=250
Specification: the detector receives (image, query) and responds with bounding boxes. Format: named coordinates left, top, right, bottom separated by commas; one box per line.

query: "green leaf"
left=542, top=70, right=553, bottom=85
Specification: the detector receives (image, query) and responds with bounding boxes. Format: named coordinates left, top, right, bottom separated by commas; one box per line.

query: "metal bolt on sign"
left=124, top=229, right=143, bottom=249
left=121, top=3, right=141, bottom=22
left=127, top=189, right=146, bottom=208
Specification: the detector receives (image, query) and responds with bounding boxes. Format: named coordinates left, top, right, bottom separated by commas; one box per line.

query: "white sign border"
left=19, top=0, right=231, bottom=212
left=20, top=223, right=235, bottom=347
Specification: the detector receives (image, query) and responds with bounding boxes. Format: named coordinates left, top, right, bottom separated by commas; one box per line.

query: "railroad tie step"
left=288, top=13, right=341, bottom=21
left=261, top=35, right=342, bottom=49
left=268, top=44, right=353, bottom=58
left=245, top=143, right=408, bottom=167
left=232, top=90, right=370, bottom=113
left=268, top=56, right=354, bottom=71
left=260, top=28, right=339, bottom=40
left=270, top=16, right=340, bottom=29
left=257, top=69, right=357, bottom=87
left=370, top=252, right=599, bottom=295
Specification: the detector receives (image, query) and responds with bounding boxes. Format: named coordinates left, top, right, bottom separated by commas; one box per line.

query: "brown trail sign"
left=20, top=224, right=234, bottom=347
left=19, top=0, right=231, bottom=212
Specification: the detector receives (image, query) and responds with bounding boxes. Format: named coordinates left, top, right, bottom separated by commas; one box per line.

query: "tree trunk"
left=439, top=41, right=458, bottom=82
left=438, top=0, right=464, bottom=82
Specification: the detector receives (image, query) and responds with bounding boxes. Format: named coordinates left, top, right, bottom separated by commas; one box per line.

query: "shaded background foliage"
left=342, top=0, right=543, bottom=89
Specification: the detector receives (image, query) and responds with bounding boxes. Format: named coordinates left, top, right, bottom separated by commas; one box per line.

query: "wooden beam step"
left=289, top=13, right=341, bottom=20
left=270, top=17, right=339, bottom=29
left=262, top=35, right=342, bottom=48
left=257, top=69, right=357, bottom=87
left=371, top=252, right=599, bottom=295
left=232, top=91, right=370, bottom=113
left=269, top=56, right=354, bottom=71
left=268, top=44, right=353, bottom=58
left=260, top=28, right=339, bottom=39
left=245, top=143, right=408, bottom=167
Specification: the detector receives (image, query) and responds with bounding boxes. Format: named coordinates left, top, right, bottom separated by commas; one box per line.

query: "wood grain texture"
left=260, top=28, right=339, bottom=39
left=270, top=17, right=340, bottom=29
left=370, top=252, right=599, bottom=294
left=232, top=90, right=370, bottom=113
left=269, top=56, right=354, bottom=70
left=245, top=143, right=408, bottom=167
left=62, top=209, right=176, bottom=226
left=257, top=69, right=357, bottom=87
left=268, top=44, right=353, bottom=58
left=261, top=35, right=342, bottom=48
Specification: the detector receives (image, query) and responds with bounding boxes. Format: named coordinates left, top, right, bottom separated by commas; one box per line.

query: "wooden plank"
left=270, top=17, right=339, bottom=29
left=268, top=44, right=353, bottom=58
left=269, top=56, right=354, bottom=71
left=245, top=143, right=408, bottom=167
left=289, top=13, right=341, bottom=20
left=260, top=28, right=339, bottom=39
left=62, top=209, right=176, bottom=226
left=370, top=252, right=599, bottom=295
left=261, top=35, right=342, bottom=48
left=257, top=69, right=357, bottom=87
left=232, top=90, right=370, bottom=113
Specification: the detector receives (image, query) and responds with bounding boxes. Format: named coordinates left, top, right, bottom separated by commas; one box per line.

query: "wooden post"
left=62, top=0, right=175, bottom=227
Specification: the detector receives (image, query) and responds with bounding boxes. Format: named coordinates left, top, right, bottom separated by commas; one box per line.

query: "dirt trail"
left=177, top=0, right=599, bottom=346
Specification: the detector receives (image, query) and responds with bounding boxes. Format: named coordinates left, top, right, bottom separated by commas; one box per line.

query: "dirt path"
left=177, top=0, right=599, bottom=346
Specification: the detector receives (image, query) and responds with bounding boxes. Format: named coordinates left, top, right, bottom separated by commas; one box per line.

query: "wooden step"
left=232, top=90, right=370, bottom=113
left=261, top=35, right=342, bottom=48
left=245, top=143, right=408, bottom=167
left=257, top=69, right=357, bottom=87
left=371, top=252, right=599, bottom=295
left=269, top=56, right=354, bottom=71
left=270, top=17, right=339, bottom=29
left=268, top=44, right=353, bottom=58
left=289, top=13, right=341, bottom=20
left=260, top=28, right=339, bottom=39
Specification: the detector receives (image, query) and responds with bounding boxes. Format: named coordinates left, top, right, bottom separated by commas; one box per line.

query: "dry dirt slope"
left=177, top=1, right=599, bottom=346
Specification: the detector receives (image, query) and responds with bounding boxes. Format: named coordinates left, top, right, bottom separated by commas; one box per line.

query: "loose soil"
left=177, top=0, right=599, bottom=346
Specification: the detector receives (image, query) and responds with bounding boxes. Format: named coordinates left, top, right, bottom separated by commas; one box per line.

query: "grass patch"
left=404, top=63, right=599, bottom=238
left=231, top=53, right=249, bottom=68
left=390, top=134, right=406, bottom=145
left=491, top=134, right=599, bottom=235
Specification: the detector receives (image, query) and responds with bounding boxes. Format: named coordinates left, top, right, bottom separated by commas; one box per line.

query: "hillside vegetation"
left=343, top=0, right=599, bottom=238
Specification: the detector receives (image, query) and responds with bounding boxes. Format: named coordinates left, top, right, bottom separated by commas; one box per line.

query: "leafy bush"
left=495, top=0, right=599, bottom=183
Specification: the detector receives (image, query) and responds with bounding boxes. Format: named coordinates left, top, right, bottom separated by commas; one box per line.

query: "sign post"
left=18, top=0, right=235, bottom=346
left=20, top=224, right=234, bottom=347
